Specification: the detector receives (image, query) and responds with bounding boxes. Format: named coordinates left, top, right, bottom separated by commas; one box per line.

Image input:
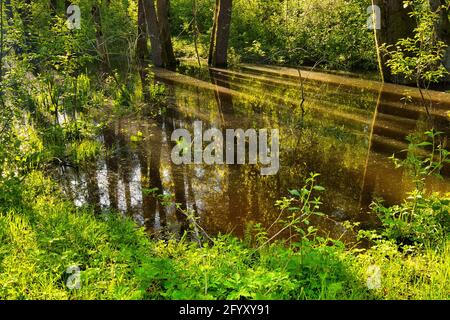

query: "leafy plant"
left=390, top=130, right=450, bottom=190
left=382, top=0, right=449, bottom=116
left=371, top=192, right=450, bottom=250
left=267, top=172, right=325, bottom=245
left=370, top=130, right=450, bottom=251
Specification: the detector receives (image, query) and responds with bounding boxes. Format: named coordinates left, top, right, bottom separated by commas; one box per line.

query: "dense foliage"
left=0, top=0, right=449, bottom=301
left=0, top=168, right=449, bottom=299
left=171, top=0, right=377, bottom=70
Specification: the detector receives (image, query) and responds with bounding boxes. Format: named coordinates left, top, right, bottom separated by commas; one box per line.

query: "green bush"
left=372, top=192, right=450, bottom=250
left=170, top=0, right=377, bottom=70
left=137, top=236, right=369, bottom=300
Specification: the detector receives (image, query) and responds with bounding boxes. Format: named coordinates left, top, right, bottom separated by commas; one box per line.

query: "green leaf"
left=416, top=142, right=432, bottom=147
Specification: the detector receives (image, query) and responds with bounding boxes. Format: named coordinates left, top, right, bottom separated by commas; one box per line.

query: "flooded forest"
left=0, top=0, right=449, bottom=301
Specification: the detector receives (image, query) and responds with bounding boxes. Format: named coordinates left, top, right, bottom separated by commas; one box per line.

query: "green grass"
left=353, top=240, right=450, bottom=299
left=0, top=172, right=150, bottom=299
left=0, top=171, right=449, bottom=300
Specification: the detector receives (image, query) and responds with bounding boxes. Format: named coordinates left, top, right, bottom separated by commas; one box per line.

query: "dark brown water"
left=58, top=63, right=450, bottom=240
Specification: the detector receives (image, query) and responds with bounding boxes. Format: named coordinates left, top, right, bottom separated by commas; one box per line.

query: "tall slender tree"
left=429, top=0, right=450, bottom=71
left=0, top=0, right=4, bottom=88
left=144, top=0, right=164, bottom=67
left=157, top=0, right=176, bottom=69
left=91, top=5, right=110, bottom=72
left=137, top=0, right=149, bottom=66
left=208, top=0, right=232, bottom=67
left=208, top=0, right=219, bottom=66
left=138, top=0, right=176, bottom=68
left=373, top=0, right=416, bottom=81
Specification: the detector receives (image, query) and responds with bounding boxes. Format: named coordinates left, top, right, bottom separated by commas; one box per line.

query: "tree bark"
left=91, top=5, right=110, bottom=73
left=208, top=0, right=219, bottom=65
left=0, top=0, right=4, bottom=87
left=429, top=0, right=450, bottom=71
left=373, top=0, right=416, bottom=81
left=137, top=0, right=149, bottom=67
left=143, top=0, right=164, bottom=67
left=209, top=0, right=232, bottom=67
left=156, top=0, right=176, bottom=69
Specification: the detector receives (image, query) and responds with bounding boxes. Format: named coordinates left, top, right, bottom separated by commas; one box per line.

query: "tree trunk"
left=91, top=5, right=110, bottom=73
left=143, top=0, right=164, bottom=67
left=208, top=0, right=219, bottom=65
left=429, top=0, right=450, bottom=71
left=137, top=0, right=149, bottom=67
left=156, top=0, right=176, bottom=69
left=373, top=0, right=416, bottom=81
left=209, top=0, right=232, bottom=67
left=0, top=0, right=4, bottom=87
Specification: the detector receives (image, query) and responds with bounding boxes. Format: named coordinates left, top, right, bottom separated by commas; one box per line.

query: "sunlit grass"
left=0, top=171, right=449, bottom=300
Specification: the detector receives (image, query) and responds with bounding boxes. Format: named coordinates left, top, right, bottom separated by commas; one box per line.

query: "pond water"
left=58, top=63, right=450, bottom=241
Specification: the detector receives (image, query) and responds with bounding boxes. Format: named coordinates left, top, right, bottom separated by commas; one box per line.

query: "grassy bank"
left=0, top=170, right=448, bottom=300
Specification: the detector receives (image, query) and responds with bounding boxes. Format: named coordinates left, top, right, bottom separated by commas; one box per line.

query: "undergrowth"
left=0, top=168, right=448, bottom=300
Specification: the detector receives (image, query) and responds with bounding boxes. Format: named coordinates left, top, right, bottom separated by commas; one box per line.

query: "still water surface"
left=58, top=64, right=450, bottom=240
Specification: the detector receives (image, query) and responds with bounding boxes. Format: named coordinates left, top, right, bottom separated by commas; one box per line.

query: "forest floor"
left=0, top=168, right=449, bottom=300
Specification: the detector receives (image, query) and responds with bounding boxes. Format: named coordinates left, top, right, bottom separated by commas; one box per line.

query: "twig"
left=371, top=0, right=385, bottom=83
left=192, top=0, right=201, bottom=68
left=296, top=68, right=305, bottom=114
